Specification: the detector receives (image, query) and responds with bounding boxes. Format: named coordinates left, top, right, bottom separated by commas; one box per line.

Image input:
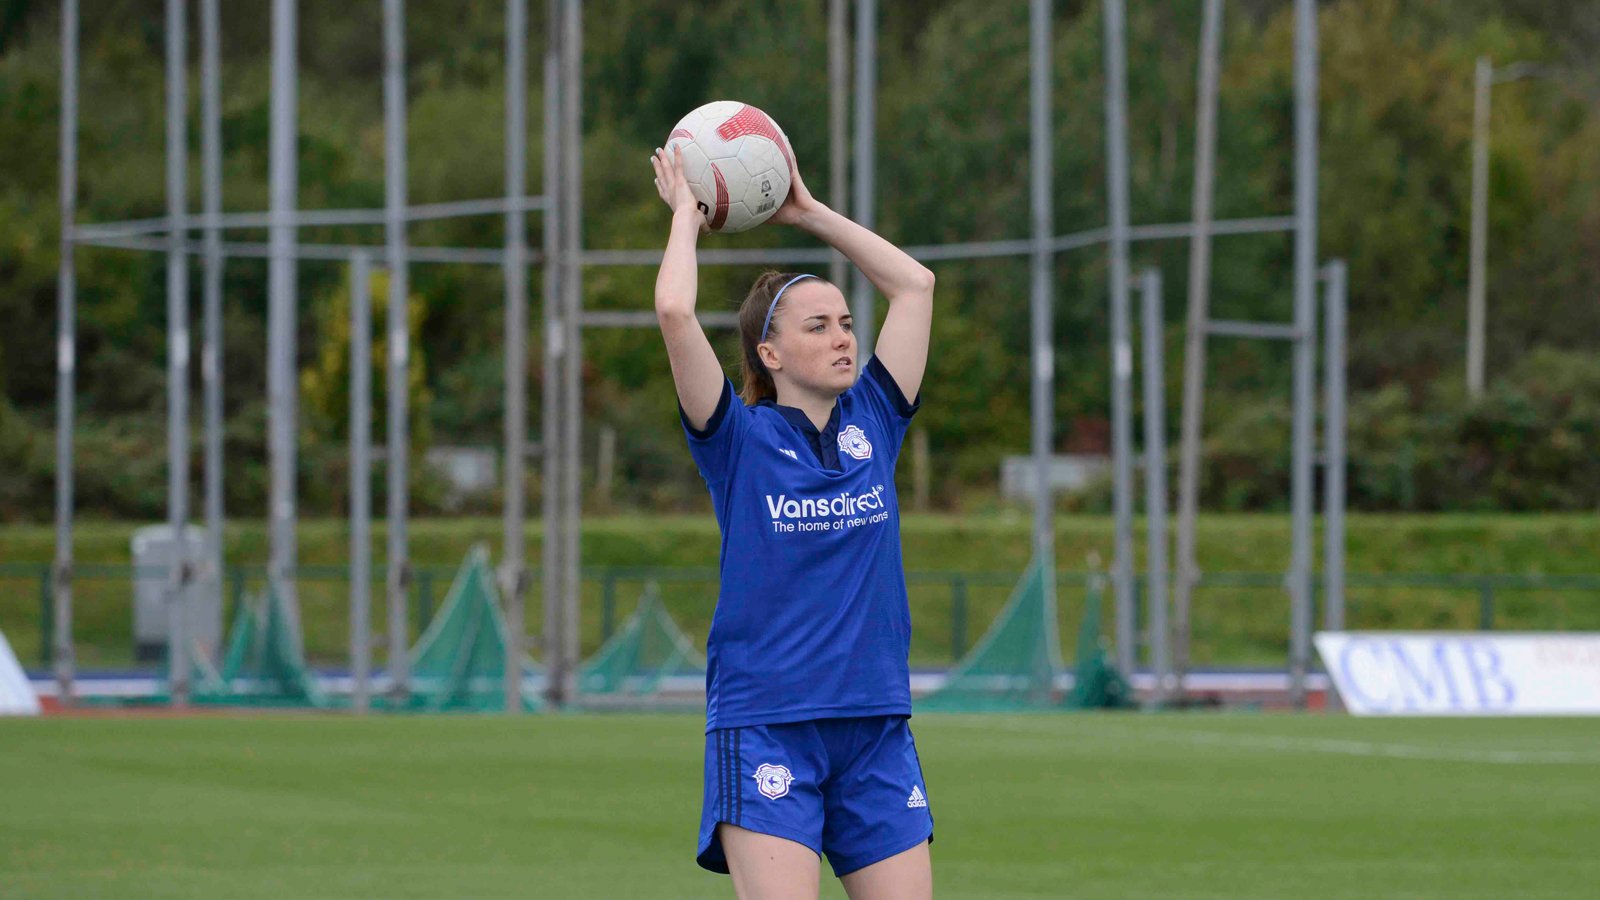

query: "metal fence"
left=4, top=563, right=1596, bottom=672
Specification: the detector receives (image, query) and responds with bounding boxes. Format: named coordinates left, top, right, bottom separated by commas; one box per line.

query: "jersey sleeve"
left=855, top=356, right=921, bottom=450
left=679, top=378, right=750, bottom=484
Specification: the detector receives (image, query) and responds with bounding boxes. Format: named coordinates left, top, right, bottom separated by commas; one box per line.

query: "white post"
left=349, top=252, right=373, bottom=715
left=1029, top=0, right=1059, bottom=677
left=1288, top=0, right=1320, bottom=709
left=1103, top=0, right=1135, bottom=678
left=383, top=0, right=411, bottom=699
left=1172, top=0, right=1223, bottom=704
left=503, top=0, right=528, bottom=713
left=268, top=0, right=300, bottom=647
left=165, top=0, right=191, bottom=708
left=200, top=0, right=225, bottom=673
left=1141, top=268, right=1170, bottom=706
left=54, top=0, right=79, bottom=705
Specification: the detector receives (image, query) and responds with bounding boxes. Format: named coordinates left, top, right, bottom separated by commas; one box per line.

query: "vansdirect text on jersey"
left=765, top=485, right=891, bottom=533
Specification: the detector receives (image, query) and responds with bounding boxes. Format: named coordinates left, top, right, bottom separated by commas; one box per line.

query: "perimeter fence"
left=4, top=563, right=1597, bottom=672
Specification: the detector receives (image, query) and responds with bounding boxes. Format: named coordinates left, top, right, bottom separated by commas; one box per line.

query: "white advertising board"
left=0, top=627, right=41, bottom=716
left=1316, top=632, right=1600, bottom=716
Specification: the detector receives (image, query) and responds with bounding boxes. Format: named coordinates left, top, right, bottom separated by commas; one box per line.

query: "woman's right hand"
left=652, top=145, right=709, bottom=234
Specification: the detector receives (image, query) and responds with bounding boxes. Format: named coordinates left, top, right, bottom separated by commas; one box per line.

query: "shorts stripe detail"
left=724, top=729, right=736, bottom=823
left=721, top=730, right=731, bottom=823
left=720, top=723, right=732, bottom=826
left=734, top=728, right=743, bottom=825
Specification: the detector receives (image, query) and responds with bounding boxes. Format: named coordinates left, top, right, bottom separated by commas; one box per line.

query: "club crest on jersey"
left=837, top=424, right=873, bottom=460
left=753, top=763, right=794, bottom=800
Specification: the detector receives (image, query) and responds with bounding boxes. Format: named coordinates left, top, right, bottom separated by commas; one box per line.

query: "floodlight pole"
left=165, top=0, right=191, bottom=709
left=1028, top=0, right=1056, bottom=663
left=1288, top=0, right=1319, bottom=709
left=200, top=0, right=225, bottom=674
left=53, top=0, right=79, bottom=705
left=502, top=0, right=528, bottom=714
left=1173, top=0, right=1223, bottom=705
left=540, top=0, right=565, bottom=708
left=1103, top=0, right=1135, bottom=679
left=384, top=0, right=412, bottom=700
left=852, top=0, right=877, bottom=361
left=350, top=251, right=373, bottom=715
left=267, top=0, right=300, bottom=649
left=828, top=0, right=848, bottom=290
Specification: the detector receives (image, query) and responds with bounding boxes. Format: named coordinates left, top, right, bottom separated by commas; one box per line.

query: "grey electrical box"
left=130, top=525, right=221, bottom=662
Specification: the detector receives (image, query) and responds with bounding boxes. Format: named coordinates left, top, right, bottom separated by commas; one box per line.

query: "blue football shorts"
left=696, top=715, right=934, bottom=877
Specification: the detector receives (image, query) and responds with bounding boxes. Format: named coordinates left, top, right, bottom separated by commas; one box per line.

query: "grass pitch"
left=2, top=713, right=1597, bottom=899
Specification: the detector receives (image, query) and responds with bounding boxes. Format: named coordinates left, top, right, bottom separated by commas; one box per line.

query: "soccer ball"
left=665, top=101, right=794, bottom=234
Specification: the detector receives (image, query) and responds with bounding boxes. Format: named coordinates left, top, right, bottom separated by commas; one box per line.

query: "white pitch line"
left=934, top=719, right=1600, bottom=765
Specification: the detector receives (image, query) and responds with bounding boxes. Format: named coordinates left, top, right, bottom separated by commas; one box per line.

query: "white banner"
left=0, top=628, right=41, bottom=716
left=1316, top=632, right=1600, bottom=716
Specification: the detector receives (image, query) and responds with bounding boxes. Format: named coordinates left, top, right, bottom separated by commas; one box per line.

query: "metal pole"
left=828, top=0, right=848, bottom=290
left=1288, top=0, right=1319, bottom=709
left=1029, top=0, right=1058, bottom=670
left=556, top=0, right=584, bottom=707
left=166, top=0, right=191, bottom=708
left=1140, top=268, right=1170, bottom=706
left=1173, top=0, right=1223, bottom=708
left=502, top=0, right=528, bottom=714
left=200, top=0, right=224, bottom=672
left=1103, top=0, right=1135, bottom=678
left=851, top=0, right=877, bottom=361
left=1467, top=56, right=1490, bottom=399
left=1322, top=259, right=1347, bottom=632
left=383, top=0, right=411, bottom=699
left=349, top=251, right=373, bottom=715
left=540, top=0, right=563, bottom=704
left=268, top=0, right=300, bottom=644
left=54, top=0, right=79, bottom=705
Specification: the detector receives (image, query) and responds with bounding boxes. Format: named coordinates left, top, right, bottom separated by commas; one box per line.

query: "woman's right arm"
left=651, top=146, right=724, bottom=430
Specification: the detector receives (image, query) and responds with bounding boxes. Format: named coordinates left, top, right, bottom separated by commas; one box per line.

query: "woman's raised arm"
left=770, top=165, right=935, bottom=400
left=651, top=146, right=725, bottom=430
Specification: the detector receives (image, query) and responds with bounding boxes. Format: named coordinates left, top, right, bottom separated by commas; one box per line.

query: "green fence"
left=3, top=562, right=1599, bottom=670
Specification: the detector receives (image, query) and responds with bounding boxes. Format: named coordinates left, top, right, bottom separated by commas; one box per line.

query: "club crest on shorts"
left=753, top=763, right=794, bottom=800
left=837, top=424, right=873, bottom=460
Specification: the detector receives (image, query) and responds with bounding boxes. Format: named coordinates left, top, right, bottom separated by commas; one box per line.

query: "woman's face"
left=761, top=281, right=856, bottom=397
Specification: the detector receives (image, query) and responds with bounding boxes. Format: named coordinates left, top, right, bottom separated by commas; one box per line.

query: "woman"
left=651, top=143, right=935, bottom=900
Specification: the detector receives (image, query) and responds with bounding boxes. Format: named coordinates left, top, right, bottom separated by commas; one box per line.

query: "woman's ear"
left=757, top=341, right=781, bottom=372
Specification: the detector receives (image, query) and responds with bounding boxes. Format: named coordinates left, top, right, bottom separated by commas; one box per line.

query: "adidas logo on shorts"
left=907, top=785, right=927, bottom=809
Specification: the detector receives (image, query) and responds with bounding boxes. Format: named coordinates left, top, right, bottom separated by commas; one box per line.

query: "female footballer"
left=651, top=142, right=936, bottom=900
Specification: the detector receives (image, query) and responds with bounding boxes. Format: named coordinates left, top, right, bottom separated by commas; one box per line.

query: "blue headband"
left=760, top=274, right=818, bottom=343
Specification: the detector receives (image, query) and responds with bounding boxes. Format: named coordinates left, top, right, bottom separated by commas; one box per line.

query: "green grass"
left=4, top=514, right=1600, bottom=670
left=2, top=713, right=1597, bottom=899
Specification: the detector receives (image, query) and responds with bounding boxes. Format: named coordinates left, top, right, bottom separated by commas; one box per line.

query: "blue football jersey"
left=682, top=358, right=920, bottom=731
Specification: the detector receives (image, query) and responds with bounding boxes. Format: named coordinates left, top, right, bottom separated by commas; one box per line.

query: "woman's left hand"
left=769, top=152, right=823, bottom=228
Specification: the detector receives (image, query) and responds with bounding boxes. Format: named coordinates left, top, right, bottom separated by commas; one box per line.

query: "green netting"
left=915, top=560, right=1134, bottom=712
left=183, top=580, right=327, bottom=707
left=405, top=544, right=540, bottom=711
left=579, top=582, right=706, bottom=698
left=916, top=561, right=1062, bottom=711
left=1069, top=575, right=1135, bottom=710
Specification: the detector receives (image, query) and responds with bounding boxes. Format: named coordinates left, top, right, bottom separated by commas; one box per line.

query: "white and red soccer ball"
left=665, top=101, right=794, bottom=234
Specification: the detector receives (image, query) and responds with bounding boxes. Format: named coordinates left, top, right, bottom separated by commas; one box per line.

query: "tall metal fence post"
left=1103, top=0, right=1136, bottom=680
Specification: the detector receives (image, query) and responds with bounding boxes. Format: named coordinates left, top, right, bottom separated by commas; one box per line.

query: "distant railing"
left=3, top=562, right=1598, bottom=669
